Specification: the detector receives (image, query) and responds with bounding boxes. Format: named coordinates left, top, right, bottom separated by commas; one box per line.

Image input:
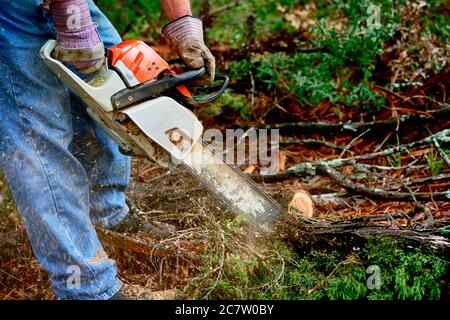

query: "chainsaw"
left=39, top=39, right=286, bottom=234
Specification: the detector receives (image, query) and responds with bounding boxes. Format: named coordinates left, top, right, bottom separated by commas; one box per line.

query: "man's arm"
left=160, top=0, right=192, bottom=21
left=160, top=0, right=216, bottom=84
left=43, top=0, right=105, bottom=74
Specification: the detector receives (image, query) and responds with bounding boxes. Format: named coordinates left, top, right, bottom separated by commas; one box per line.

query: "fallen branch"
left=249, top=171, right=305, bottom=183
left=320, top=165, right=449, bottom=201
left=277, top=207, right=450, bottom=257
left=238, top=103, right=450, bottom=134
left=280, top=138, right=344, bottom=151
left=287, top=128, right=450, bottom=173
left=431, top=134, right=450, bottom=168
left=385, top=173, right=450, bottom=191
left=97, top=228, right=200, bottom=262
left=311, top=192, right=368, bottom=209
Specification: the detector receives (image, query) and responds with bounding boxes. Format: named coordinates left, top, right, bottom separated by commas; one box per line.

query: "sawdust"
left=121, top=283, right=178, bottom=300
left=182, top=143, right=281, bottom=229
left=89, top=248, right=109, bottom=265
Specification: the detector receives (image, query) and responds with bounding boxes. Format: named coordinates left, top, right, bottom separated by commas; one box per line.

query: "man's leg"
left=68, top=0, right=132, bottom=229
left=69, top=94, right=131, bottom=228
left=0, top=1, right=121, bottom=299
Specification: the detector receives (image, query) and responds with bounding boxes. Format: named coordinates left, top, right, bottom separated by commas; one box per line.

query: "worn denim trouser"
left=0, top=0, right=131, bottom=299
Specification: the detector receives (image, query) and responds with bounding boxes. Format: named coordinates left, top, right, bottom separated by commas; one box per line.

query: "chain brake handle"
left=173, top=73, right=230, bottom=107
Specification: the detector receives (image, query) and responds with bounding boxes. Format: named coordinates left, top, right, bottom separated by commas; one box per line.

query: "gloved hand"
left=48, top=0, right=105, bottom=74
left=162, top=15, right=216, bottom=85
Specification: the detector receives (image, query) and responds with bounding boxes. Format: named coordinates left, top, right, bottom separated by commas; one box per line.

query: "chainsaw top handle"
left=177, top=74, right=229, bottom=107
left=110, top=67, right=229, bottom=109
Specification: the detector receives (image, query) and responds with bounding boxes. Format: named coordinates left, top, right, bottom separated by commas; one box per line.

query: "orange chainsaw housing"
left=108, top=40, right=192, bottom=98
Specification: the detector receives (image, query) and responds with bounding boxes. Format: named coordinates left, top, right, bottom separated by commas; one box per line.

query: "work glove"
left=48, top=0, right=105, bottom=74
left=162, top=15, right=216, bottom=85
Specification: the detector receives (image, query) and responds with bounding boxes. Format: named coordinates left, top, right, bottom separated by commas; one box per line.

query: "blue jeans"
left=0, top=1, right=131, bottom=299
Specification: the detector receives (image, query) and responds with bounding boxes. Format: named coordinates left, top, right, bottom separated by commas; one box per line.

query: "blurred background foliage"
left=95, top=0, right=449, bottom=120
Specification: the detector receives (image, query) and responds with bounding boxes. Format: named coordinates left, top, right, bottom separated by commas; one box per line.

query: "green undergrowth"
left=212, top=0, right=449, bottom=116
left=185, top=216, right=449, bottom=300
left=97, top=0, right=449, bottom=117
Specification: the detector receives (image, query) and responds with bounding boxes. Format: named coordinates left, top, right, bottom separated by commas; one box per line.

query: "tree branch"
left=319, top=165, right=449, bottom=201
left=238, top=103, right=450, bottom=135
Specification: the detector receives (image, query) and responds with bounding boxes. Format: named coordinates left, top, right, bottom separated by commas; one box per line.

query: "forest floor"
left=1, top=0, right=449, bottom=300
left=0, top=117, right=449, bottom=299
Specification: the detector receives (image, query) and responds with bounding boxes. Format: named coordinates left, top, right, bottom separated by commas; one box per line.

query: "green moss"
left=185, top=216, right=449, bottom=300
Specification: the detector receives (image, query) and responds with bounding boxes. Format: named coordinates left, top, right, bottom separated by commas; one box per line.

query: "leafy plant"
left=386, top=135, right=402, bottom=168
left=364, top=238, right=448, bottom=300
left=426, top=149, right=444, bottom=176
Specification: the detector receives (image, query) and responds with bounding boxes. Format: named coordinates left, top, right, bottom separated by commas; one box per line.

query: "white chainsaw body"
left=39, top=40, right=203, bottom=166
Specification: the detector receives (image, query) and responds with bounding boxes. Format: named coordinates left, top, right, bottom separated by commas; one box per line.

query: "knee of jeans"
left=90, top=205, right=129, bottom=229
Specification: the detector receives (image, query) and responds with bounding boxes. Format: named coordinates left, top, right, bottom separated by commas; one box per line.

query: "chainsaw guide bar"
left=183, top=142, right=286, bottom=233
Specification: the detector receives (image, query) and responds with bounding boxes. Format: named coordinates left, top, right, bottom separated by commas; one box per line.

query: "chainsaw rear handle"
left=111, top=68, right=229, bottom=109
left=39, top=40, right=126, bottom=113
